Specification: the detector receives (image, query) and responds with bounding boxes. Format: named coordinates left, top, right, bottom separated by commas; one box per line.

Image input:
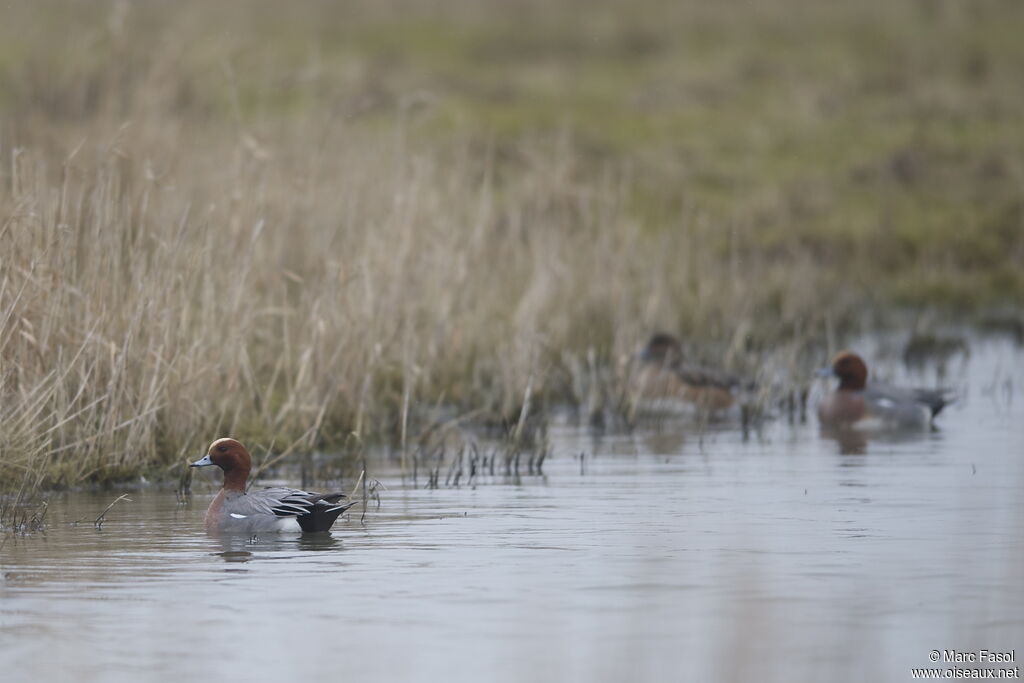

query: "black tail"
left=913, top=388, right=957, bottom=419
left=296, top=493, right=357, bottom=533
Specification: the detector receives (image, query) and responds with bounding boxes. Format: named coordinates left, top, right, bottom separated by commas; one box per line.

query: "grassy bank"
left=1, top=0, right=1022, bottom=490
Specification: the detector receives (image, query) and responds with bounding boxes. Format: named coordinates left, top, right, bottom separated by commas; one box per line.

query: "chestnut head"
left=824, top=351, right=868, bottom=391
left=190, top=438, right=252, bottom=472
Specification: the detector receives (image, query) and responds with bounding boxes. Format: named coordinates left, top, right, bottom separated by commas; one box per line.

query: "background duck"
left=817, top=351, right=955, bottom=429
left=633, top=333, right=755, bottom=414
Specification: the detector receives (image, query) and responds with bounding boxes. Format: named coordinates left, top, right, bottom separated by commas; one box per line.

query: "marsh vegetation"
left=1, top=0, right=1022, bottom=493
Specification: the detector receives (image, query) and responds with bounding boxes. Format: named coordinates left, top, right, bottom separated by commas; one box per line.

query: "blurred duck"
left=817, top=351, right=955, bottom=429
left=633, top=333, right=754, bottom=413
left=190, top=438, right=355, bottom=534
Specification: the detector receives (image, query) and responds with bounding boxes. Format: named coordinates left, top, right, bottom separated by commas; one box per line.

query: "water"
left=2, top=336, right=1022, bottom=682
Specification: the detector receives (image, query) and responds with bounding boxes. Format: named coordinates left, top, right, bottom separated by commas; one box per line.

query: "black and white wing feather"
left=252, top=487, right=357, bottom=531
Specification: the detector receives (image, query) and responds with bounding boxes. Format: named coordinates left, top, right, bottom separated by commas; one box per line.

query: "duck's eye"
left=217, top=446, right=228, bottom=453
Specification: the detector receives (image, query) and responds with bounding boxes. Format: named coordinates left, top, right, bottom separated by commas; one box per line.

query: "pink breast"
left=204, top=490, right=226, bottom=532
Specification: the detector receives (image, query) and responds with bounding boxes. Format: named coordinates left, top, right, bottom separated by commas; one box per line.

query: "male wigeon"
left=817, top=351, right=955, bottom=429
left=190, top=438, right=355, bottom=533
left=633, top=333, right=755, bottom=413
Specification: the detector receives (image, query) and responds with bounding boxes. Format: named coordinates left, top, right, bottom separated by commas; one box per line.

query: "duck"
left=633, top=333, right=755, bottom=413
left=190, top=438, right=355, bottom=533
left=817, top=350, right=955, bottom=429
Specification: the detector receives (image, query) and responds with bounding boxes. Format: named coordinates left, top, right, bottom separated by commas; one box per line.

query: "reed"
left=1, top=0, right=1021, bottom=493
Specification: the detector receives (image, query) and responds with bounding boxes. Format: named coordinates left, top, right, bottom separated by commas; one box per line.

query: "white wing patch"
left=875, top=398, right=896, bottom=409
left=229, top=513, right=248, bottom=519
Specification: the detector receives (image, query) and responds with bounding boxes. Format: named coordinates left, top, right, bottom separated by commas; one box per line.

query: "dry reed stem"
left=93, top=493, right=131, bottom=530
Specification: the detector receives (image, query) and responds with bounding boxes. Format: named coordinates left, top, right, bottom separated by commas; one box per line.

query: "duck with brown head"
left=190, top=438, right=355, bottom=534
left=817, top=351, right=955, bottom=429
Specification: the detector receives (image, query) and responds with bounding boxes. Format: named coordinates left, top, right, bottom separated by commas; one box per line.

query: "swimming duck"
left=190, top=438, right=355, bottom=533
left=633, top=333, right=754, bottom=413
left=817, top=351, right=955, bottom=429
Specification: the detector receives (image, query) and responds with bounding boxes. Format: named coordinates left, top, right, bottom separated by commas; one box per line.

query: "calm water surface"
left=2, top=337, right=1022, bottom=682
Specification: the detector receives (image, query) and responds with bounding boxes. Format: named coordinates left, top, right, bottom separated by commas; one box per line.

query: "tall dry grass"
left=1, top=0, right=1020, bottom=490
left=1, top=120, right=834, bottom=489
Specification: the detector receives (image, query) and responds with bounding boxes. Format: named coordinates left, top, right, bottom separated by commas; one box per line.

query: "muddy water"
left=2, top=336, right=1022, bottom=682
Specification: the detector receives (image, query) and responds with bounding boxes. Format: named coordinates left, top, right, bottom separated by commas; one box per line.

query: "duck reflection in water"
left=822, top=426, right=869, bottom=456
left=213, top=530, right=344, bottom=563
left=214, top=535, right=255, bottom=563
